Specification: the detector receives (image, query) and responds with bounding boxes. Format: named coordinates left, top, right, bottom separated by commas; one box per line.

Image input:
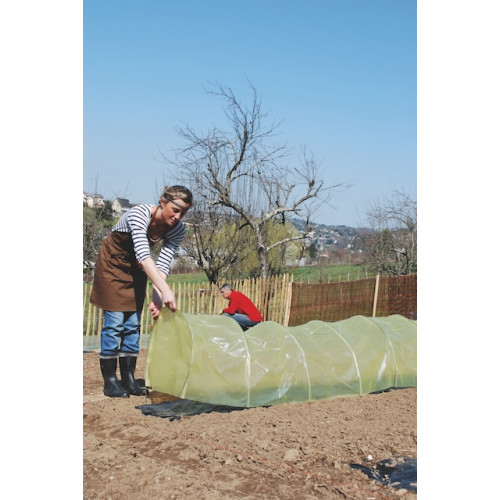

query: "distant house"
left=111, top=197, right=133, bottom=215
left=83, top=192, right=105, bottom=208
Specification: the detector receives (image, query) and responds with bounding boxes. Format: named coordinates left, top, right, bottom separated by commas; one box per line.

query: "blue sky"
left=84, top=0, right=416, bottom=227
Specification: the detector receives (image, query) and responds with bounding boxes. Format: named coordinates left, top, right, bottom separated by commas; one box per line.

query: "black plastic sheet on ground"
left=350, top=456, right=417, bottom=492
left=136, top=399, right=247, bottom=421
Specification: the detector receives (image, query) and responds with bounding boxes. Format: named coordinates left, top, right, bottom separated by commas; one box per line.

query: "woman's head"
left=161, top=185, right=193, bottom=207
left=159, top=185, right=193, bottom=224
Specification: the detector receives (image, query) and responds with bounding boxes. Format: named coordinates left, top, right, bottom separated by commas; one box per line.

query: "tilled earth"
left=83, top=350, right=417, bottom=499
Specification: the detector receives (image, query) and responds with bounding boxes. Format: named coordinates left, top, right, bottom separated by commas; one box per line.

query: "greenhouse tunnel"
left=145, top=309, right=417, bottom=408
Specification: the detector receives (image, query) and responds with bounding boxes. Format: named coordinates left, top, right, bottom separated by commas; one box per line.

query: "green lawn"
left=166, top=271, right=210, bottom=285
left=285, top=264, right=375, bottom=283
left=165, top=264, right=376, bottom=286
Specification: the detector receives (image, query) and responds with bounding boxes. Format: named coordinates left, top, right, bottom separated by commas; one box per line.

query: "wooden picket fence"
left=82, top=273, right=417, bottom=336
left=83, top=274, right=294, bottom=336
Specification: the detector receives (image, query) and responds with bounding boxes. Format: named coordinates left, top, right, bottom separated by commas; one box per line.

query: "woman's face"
left=161, top=197, right=190, bottom=226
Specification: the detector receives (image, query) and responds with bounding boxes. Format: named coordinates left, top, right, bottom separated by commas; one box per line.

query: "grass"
left=289, top=264, right=376, bottom=282
left=165, top=271, right=210, bottom=285
left=165, top=264, right=376, bottom=286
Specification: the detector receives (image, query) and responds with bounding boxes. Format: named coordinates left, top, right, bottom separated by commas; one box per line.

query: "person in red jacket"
left=219, top=283, right=263, bottom=330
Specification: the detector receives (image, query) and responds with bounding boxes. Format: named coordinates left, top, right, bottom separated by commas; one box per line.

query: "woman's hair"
left=219, top=283, right=232, bottom=292
left=161, top=185, right=193, bottom=206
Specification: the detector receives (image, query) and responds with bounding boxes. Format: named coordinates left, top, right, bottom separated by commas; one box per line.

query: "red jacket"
left=223, top=291, right=263, bottom=322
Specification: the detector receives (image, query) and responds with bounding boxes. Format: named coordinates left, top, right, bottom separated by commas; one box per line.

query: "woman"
left=90, top=185, right=193, bottom=398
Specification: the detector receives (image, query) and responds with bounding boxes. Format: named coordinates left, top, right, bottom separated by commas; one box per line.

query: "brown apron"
left=90, top=232, right=148, bottom=312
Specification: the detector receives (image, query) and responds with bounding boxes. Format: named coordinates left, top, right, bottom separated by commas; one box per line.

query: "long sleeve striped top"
left=112, top=204, right=186, bottom=275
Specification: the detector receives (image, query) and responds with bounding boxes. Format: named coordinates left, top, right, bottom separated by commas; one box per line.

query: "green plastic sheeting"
left=145, top=309, right=417, bottom=408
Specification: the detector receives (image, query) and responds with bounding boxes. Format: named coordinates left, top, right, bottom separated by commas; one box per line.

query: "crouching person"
left=219, top=283, right=263, bottom=331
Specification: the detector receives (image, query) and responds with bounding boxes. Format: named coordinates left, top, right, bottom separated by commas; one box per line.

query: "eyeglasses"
left=164, top=195, right=190, bottom=215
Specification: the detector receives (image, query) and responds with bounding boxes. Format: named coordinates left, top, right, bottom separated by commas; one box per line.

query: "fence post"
left=278, top=273, right=287, bottom=324
left=372, top=274, right=380, bottom=317
left=85, top=301, right=92, bottom=336
left=83, top=283, right=88, bottom=318
left=283, top=276, right=294, bottom=327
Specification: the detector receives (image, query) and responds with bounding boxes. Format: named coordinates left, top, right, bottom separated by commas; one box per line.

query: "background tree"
left=306, top=242, right=319, bottom=263
left=361, top=189, right=417, bottom=276
left=181, top=199, right=254, bottom=284
left=83, top=200, right=115, bottom=280
left=226, top=219, right=302, bottom=279
left=165, top=81, right=343, bottom=279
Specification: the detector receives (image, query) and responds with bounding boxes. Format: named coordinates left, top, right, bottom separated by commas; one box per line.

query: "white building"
left=83, top=192, right=105, bottom=208
left=111, top=197, right=133, bottom=215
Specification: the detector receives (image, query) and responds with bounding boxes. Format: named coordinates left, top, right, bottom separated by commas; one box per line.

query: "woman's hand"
left=148, top=285, right=176, bottom=319
left=148, top=301, right=161, bottom=320
left=161, top=286, right=177, bottom=312
left=148, top=287, right=164, bottom=320
left=139, top=258, right=177, bottom=312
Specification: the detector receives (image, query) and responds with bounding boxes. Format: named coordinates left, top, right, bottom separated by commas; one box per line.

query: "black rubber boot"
left=119, top=356, right=147, bottom=396
left=99, top=358, right=130, bottom=398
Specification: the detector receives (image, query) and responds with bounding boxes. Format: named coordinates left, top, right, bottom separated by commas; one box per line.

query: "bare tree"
left=165, top=81, right=343, bottom=279
left=181, top=199, right=253, bottom=284
left=362, top=189, right=417, bottom=276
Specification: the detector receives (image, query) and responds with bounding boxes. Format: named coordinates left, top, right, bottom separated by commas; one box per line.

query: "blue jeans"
left=99, top=310, right=142, bottom=358
left=223, top=313, right=260, bottom=330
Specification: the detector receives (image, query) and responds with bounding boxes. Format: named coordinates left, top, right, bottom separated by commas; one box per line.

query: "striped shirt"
left=112, top=204, right=186, bottom=275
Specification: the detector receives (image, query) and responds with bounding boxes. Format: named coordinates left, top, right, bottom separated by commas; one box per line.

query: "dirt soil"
left=83, top=349, right=417, bottom=499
